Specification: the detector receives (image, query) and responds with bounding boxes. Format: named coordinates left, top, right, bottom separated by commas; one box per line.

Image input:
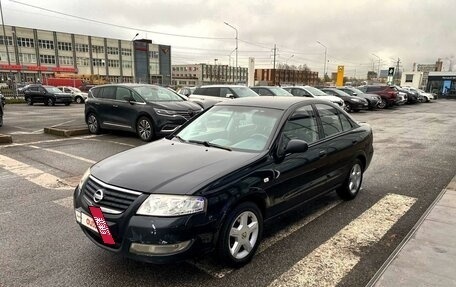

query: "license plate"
left=75, top=209, right=98, bottom=233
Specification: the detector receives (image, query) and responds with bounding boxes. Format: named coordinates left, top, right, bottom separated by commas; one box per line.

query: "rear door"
left=291, top=88, right=312, bottom=97
left=97, top=86, right=117, bottom=128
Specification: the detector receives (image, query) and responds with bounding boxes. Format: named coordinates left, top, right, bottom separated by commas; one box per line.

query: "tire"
left=75, top=97, right=83, bottom=104
left=377, top=98, right=387, bottom=109
left=336, top=159, right=364, bottom=200
left=47, top=98, right=55, bottom=106
left=0, top=115, right=3, bottom=127
left=26, top=97, right=33, bottom=106
left=344, top=102, right=351, bottom=112
left=87, top=113, right=101, bottom=134
left=136, top=116, right=154, bottom=142
left=217, top=202, right=263, bottom=268
left=353, top=109, right=360, bottom=113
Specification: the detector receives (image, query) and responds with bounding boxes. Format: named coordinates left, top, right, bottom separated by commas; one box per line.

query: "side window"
left=131, top=91, right=144, bottom=103
left=341, top=89, right=353, bottom=96
left=339, top=113, right=353, bottom=131
left=199, top=87, right=219, bottom=97
left=315, top=104, right=343, bottom=137
left=101, top=86, right=116, bottom=100
left=90, top=88, right=100, bottom=98
left=259, top=88, right=273, bottom=96
left=220, top=87, right=231, bottom=98
left=282, top=105, right=319, bottom=144
left=39, top=87, right=46, bottom=93
left=29, top=86, right=38, bottom=92
left=64, top=88, right=71, bottom=93
left=115, top=87, right=131, bottom=101
left=292, top=88, right=310, bottom=97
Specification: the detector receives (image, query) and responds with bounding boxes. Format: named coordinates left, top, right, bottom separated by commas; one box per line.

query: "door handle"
left=352, top=140, right=358, bottom=144
left=112, top=104, right=118, bottom=108
left=95, top=102, right=100, bottom=105
left=319, top=150, right=327, bottom=157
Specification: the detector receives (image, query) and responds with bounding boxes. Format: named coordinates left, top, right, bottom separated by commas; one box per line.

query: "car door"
left=265, top=104, right=329, bottom=216
left=97, top=86, right=118, bottom=128
left=109, top=86, right=139, bottom=130
left=26, top=86, right=41, bottom=102
left=313, top=103, right=357, bottom=189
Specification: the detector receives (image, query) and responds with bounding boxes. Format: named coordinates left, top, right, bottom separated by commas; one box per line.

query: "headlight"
left=78, top=168, right=91, bottom=191
left=154, top=108, right=177, bottom=116
left=352, top=98, right=361, bottom=102
left=137, top=194, right=206, bottom=216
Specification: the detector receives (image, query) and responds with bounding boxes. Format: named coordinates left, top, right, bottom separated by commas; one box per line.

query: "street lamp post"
left=317, top=41, right=327, bottom=81
left=224, top=22, right=238, bottom=82
left=0, top=0, right=16, bottom=98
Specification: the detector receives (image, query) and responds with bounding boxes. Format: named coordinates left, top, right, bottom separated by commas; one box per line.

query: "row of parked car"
left=76, top=83, right=435, bottom=142
left=18, top=84, right=89, bottom=106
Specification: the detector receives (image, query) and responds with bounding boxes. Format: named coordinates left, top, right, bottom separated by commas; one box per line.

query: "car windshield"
left=269, top=87, right=293, bottom=97
left=305, top=86, right=328, bottom=96
left=229, top=87, right=259, bottom=97
left=176, top=105, right=282, bottom=152
left=45, top=87, right=64, bottom=93
left=348, top=87, right=365, bottom=95
left=133, top=85, right=184, bottom=102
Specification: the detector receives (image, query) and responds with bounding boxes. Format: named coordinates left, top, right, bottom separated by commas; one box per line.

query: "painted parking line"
left=189, top=199, right=342, bottom=278
left=0, top=154, right=72, bottom=190
left=0, top=134, right=99, bottom=149
left=268, top=193, right=417, bottom=287
left=86, top=138, right=137, bottom=148
left=29, top=145, right=96, bottom=164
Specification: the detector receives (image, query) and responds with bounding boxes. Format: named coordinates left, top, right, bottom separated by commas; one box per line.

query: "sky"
left=1, top=0, right=455, bottom=78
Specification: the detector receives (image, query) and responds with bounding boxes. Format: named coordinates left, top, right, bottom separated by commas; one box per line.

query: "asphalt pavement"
left=0, top=100, right=455, bottom=287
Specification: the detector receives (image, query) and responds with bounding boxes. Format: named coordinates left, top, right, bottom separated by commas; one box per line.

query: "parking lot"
left=1, top=100, right=456, bottom=287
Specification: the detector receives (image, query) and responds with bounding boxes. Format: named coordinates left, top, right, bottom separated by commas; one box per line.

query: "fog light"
left=130, top=240, right=192, bottom=256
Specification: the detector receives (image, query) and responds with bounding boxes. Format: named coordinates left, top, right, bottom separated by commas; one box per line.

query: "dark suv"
left=23, top=84, right=73, bottom=106
left=85, top=84, right=203, bottom=141
left=190, top=85, right=259, bottom=109
left=357, top=85, right=398, bottom=108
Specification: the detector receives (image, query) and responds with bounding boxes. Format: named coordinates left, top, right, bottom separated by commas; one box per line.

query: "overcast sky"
left=2, top=0, right=455, bottom=77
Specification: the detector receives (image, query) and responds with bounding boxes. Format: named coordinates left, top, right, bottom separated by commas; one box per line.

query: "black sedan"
left=23, top=84, right=73, bottom=106
left=74, top=97, right=373, bottom=267
left=338, top=86, right=382, bottom=109
left=320, top=88, right=369, bottom=112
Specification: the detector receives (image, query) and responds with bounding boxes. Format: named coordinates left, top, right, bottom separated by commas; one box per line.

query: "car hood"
left=316, top=95, right=343, bottom=103
left=149, top=100, right=202, bottom=111
left=90, top=139, right=260, bottom=195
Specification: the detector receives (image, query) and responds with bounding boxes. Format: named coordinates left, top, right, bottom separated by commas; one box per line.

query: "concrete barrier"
left=0, top=134, right=13, bottom=144
left=44, top=125, right=89, bottom=137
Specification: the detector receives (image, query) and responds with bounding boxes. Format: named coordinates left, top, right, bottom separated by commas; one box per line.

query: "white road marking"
left=268, top=193, right=417, bottom=287
left=29, top=145, right=96, bottom=164
left=189, top=200, right=342, bottom=278
left=51, top=119, right=76, bottom=128
left=86, top=138, right=136, bottom=147
left=0, top=154, right=72, bottom=190
left=9, top=130, right=44, bottom=135
left=53, top=196, right=74, bottom=209
left=0, top=135, right=99, bottom=149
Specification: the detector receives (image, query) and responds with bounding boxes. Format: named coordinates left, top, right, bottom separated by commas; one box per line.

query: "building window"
left=405, top=74, right=414, bottom=83
left=92, top=58, right=105, bottom=67
left=121, top=48, right=131, bottom=56
left=0, top=36, right=13, bottom=46
left=75, top=43, right=89, bottom=53
left=0, top=52, right=16, bottom=62
left=149, top=51, right=159, bottom=58
left=57, top=41, right=72, bottom=51
left=106, top=47, right=119, bottom=55
left=122, top=61, right=132, bottom=68
left=17, top=37, right=35, bottom=48
left=19, top=53, right=37, bottom=64
left=76, top=57, right=90, bottom=66
left=108, top=59, right=120, bottom=68
left=92, top=45, right=104, bottom=54
left=40, top=54, right=56, bottom=64
left=38, top=39, right=54, bottom=49
left=59, top=56, right=74, bottom=66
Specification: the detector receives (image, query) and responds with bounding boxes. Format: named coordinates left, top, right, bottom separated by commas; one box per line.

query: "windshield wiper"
left=172, top=135, right=186, bottom=142
left=188, top=140, right=232, bottom=151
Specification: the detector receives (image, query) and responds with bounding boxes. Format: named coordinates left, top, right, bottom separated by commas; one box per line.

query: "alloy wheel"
left=87, top=114, right=98, bottom=134
left=138, top=119, right=152, bottom=141
left=76, top=97, right=82, bottom=104
left=348, top=163, right=362, bottom=194
left=344, top=103, right=351, bottom=112
left=377, top=99, right=387, bottom=109
left=229, top=211, right=259, bottom=260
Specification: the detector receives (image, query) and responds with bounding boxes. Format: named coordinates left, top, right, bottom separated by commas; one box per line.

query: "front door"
left=109, top=87, right=139, bottom=130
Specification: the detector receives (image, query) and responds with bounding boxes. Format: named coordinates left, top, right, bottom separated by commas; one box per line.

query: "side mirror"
left=184, top=93, right=190, bottom=97
left=123, top=96, right=134, bottom=103
left=226, top=93, right=235, bottom=99
left=285, top=139, right=309, bottom=154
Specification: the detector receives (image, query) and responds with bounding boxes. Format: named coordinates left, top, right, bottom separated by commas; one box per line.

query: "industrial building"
left=172, top=63, right=248, bottom=86
left=254, top=68, right=319, bottom=86
left=0, top=25, right=171, bottom=85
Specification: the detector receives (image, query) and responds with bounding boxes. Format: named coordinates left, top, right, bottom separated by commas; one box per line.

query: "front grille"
left=175, top=110, right=200, bottom=120
left=83, top=176, right=142, bottom=214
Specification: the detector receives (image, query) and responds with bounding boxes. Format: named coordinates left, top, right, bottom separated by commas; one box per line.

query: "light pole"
left=372, top=53, right=381, bottom=79
left=317, top=41, right=327, bottom=81
left=224, top=22, right=238, bottom=81
left=130, top=33, right=139, bottom=83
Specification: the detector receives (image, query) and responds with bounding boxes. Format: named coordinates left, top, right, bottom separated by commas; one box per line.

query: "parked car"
left=402, top=86, right=434, bottom=102
left=190, top=85, right=259, bottom=109
left=337, top=86, right=382, bottom=110
left=85, top=84, right=203, bottom=141
left=394, top=86, right=419, bottom=104
left=23, top=84, right=73, bottom=106
left=0, top=92, right=5, bottom=107
left=357, top=85, right=398, bottom=108
left=74, top=96, right=373, bottom=267
left=320, top=88, right=369, bottom=112
left=79, top=84, right=96, bottom=93
left=57, top=86, right=88, bottom=104
left=250, top=86, right=293, bottom=97
left=177, top=86, right=197, bottom=97
left=283, top=85, right=345, bottom=108
left=0, top=98, right=3, bottom=127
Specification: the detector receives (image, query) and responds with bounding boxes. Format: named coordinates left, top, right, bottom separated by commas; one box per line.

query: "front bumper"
left=73, top=187, right=218, bottom=264
left=349, top=101, right=369, bottom=110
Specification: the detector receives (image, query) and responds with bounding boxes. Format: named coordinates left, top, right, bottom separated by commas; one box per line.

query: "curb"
left=44, top=126, right=89, bottom=137
left=0, top=133, right=13, bottom=144
left=366, top=174, right=456, bottom=287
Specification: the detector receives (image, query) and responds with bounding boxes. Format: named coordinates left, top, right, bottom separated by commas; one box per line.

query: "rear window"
left=100, top=86, right=116, bottom=100
left=90, top=87, right=100, bottom=98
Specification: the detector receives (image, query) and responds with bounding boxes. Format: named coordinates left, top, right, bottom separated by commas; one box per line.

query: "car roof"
left=92, top=83, right=162, bottom=88
left=216, top=96, right=326, bottom=110
left=198, top=85, right=247, bottom=88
